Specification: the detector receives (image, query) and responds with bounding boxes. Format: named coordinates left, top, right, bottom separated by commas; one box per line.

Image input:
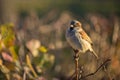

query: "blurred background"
left=0, top=0, right=120, bottom=80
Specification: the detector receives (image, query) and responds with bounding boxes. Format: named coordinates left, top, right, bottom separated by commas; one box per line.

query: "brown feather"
left=79, top=30, right=93, bottom=45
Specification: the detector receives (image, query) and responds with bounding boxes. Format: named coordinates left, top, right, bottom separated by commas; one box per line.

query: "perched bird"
left=66, top=20, right=98, bottom=59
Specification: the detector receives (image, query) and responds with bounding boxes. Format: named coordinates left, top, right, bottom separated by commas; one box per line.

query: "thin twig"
left=23, top=70, right=27, bottom=80
left=26, top=54, right=38, bottom=78
left=75, top=58, right=79, bottom=80
left=80, top=59, right=111, bottom=80
left=74, top=52, right=79, bottom=80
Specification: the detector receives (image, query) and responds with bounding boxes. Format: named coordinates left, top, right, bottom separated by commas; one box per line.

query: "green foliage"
left=0, top=23, right=55, bottom=79
left=9, top=46, right=19, bottom=62
left=0, top=23, right=15, bottom=48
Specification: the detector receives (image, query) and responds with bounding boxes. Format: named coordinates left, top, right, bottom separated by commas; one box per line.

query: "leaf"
left=0, top=59, right=3, bottom=66
left=1, top=52, right=13, bottom=62
left=0, top=23, right=15, bottom=47
left=0, top=41, right=5, bottom=50
left=0, top=64, right=10, bottom=74
left=9, top=46, right=19, bottom=62
left=26, top=54, right=38, bottom=78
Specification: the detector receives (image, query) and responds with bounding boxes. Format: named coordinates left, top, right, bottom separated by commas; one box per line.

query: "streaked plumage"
left=66, top=20, right=98, bottom=59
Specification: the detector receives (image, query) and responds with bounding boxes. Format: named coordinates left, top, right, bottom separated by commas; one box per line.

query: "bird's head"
left=70, top=20, right=82, bottom=31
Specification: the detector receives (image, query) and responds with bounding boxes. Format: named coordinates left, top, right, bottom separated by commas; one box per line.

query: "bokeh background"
left=0, top=0, right=120, bottom=80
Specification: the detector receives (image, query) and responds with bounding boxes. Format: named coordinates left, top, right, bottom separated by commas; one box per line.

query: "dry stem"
left=74, top=52, right=79, bottom=80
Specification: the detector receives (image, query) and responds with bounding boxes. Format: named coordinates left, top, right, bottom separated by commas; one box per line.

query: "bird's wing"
left=79, top=30, right=93, bottom=45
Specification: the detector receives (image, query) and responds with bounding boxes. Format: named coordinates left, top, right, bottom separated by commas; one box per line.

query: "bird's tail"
left=91, top=50, right=99, bottom=59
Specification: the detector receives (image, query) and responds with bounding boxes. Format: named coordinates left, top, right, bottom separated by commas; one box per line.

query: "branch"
left=80, top=59, right=111, bottom=80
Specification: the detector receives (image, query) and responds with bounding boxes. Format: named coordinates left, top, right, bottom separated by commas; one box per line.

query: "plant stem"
left=74, top=52, right=79, bottom=80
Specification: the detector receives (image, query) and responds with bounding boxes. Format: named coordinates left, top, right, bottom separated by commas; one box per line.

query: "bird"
left=66, top=20, right=98, bottom=59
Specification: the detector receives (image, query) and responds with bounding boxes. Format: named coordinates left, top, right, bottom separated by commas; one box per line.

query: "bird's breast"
left=66, top=29, right=82, bottom=51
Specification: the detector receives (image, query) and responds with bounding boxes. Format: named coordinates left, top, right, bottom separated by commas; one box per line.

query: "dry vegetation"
left=0, top=0, right=120, bottom=80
